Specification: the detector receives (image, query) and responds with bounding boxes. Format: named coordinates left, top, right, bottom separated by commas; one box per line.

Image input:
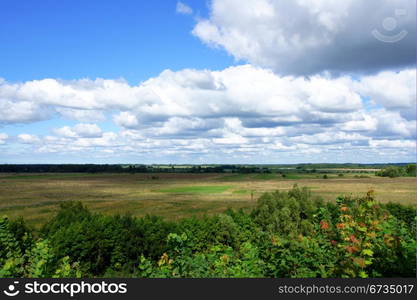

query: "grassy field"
left=0, top=172, right=415, bottom=227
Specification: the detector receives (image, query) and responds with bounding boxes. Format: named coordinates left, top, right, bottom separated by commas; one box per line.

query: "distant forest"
left=0, top=163, right=413, bottom=174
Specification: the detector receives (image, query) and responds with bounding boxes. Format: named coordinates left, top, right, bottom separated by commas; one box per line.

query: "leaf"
left=361, top=249, right=374, bottom=256
left=364, top=259, right=372, bottom=266
left=358, top=271, right=368, bottom=278
left=357, top=227, right=367, bottom=232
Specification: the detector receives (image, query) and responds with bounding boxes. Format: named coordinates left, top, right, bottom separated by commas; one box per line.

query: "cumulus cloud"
left=113, top=112, right=139, bottom=129
left=73, top=123, right=103, bottom=138
left=289, top=131, right=368, bottom=145
left=53, top=123, right=103, bottom=138
left=369, top=139, right=415, bottom=149
left=354, top=68, right=416, bottom=120
left=17, top=133, right=41, bottom=144
left=56, top=108, right=106, bottom=123
left=53, top=126, right=78, bottom=138
left=176, top=2, right=193, bottom=15
left=340, top=114, right=378, bottom=132
left=2, top=66, right=413, bottom=128
left=73, top=132, right=118, bottom=147
left=1, top=64, right=415, bottom=162
left=370, top=109, right=415, bottom=139
left=0, top=100, right=48, bottom=124
left=192, top=0, right=416, bottom=75
left=0, top=133, right=8, bottom=144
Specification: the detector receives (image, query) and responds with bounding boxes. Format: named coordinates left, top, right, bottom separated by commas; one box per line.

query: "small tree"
left=405, top=164, right=416, bottom=176
left=375, top=166, right=404, bottom=178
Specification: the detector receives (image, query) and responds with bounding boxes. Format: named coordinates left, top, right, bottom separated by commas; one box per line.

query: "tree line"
left=0, top=163, right=415, bottom=175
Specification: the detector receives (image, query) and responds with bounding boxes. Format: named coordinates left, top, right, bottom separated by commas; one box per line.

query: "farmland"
left=0, top=171, right=415, bottom=227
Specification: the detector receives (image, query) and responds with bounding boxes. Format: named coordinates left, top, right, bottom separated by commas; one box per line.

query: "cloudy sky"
left=0, top=0, right=415, bottom=164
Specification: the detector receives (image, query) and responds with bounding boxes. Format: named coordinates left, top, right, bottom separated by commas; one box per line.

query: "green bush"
left=382, top=202, right=416, bottom=234
left=41, top=202, right=177, bottom=275
left=375, top=166, right=405, bottom=178
left=251, top=185, right=322, bottom=235
left=406, top=164, right=416, bottom=176
left=1, top=186, right=415, bottom=278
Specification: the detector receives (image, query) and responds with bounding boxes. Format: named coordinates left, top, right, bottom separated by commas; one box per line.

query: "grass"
left=158, top=185, right=232, bottom=194
left=216, top=174, right=252, bottom=181
left=0, top=173, right=102, bottom=180
left=252, top=174, right=277, bottom=180
left=232, top=189, right=249, bottom=194
left=0, top=172, right=415, bottom=227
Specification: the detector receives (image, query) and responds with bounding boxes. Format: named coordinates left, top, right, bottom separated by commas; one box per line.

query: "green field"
left=0, top=172, right=415, bottom=227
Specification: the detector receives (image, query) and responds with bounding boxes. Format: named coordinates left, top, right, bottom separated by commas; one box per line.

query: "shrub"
left=375, top=166, right=405, bottom=178
left=42, top=202, right=177, bottom=276
left=316, top=191, right=416, bottom=277
left=0, top=217, right=80, bottom=277
left=382, top=202, right=416, bottom=234
left=405, top=164, right=416, bottom=176
left=1, top=186, right=415, bottom=278
left=251, top=185, right=322, bottom=235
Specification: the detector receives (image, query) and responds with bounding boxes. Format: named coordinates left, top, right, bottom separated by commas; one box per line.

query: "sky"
left=0, top=0, right=416, bottom=164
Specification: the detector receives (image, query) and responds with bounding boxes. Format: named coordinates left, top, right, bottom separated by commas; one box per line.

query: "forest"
left=0, top=163, right=414, bottom=174
left=1, top=185, right=415, bottom=278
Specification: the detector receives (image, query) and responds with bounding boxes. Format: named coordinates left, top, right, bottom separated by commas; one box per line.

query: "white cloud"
left=370, top=139, right=415, bottom=149
left=192, top=0, right=416, bottom=75
left=53, top=123, right=102, bottom=138
left=53, top=126, right=78, bottom=138
left=355, top=69, right=416, bottom=119
left=73, top=132, right=118, bottom=148
left=56, top=108, right=106, bottom=122
left=0, top=133, right=8, bottom=144
left=176, top=2, right=193, bottom=15
left=1, top=65, right=413, bottom=127
left=34, top=132, right=121, bottom=154
left=1, top=64, right=415, bottom=162
left=73, top=123, right=102, bottom=138
left=340, top=114, right=378, bottom=132
left=289, top=131, right=368, bottom=145
left=371, top=109, right=415, bottom=139
left=0, top=100, right=48, bottom=123
left=17, top=134, right=41, bottom=144
left=113, top=112, right=139, bottom=128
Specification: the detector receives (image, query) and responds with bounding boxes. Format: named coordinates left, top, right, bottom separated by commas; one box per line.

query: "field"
left=0, top=172, right=415, bottom=227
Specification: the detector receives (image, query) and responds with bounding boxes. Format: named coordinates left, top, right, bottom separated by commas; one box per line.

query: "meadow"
left=0, top=172, right=415, bottom=227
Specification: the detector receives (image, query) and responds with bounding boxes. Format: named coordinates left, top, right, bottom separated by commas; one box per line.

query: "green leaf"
left=361, top=249, right=374, bottom=256
left=358, top=271, right=368, bottom=278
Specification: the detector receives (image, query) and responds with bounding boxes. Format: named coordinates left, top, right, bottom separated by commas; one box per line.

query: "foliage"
left=0, top=217, right=80, bottom=277
left=251, top=185, right=322, bottom=235
left=382, top=202, right=416, bottom=233
left=375, top=164, right=416, bottom=178
left=1, top=186, right=415, bottom=278
left=41, top=202, right=177, bottom=275
left=405, top=164, right=416, bottom=176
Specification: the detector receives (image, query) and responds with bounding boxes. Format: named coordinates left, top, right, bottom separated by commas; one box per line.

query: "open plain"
left=0, top=172, right=415, bottom=227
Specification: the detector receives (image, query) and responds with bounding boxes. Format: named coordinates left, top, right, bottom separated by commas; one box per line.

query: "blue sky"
left=0, top=0, right=415, bottom=164
left=0, top=0, right=232, bottom=83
